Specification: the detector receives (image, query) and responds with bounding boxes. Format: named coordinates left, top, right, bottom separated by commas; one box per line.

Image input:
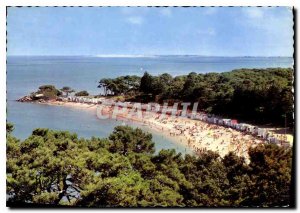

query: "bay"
left=6, top=55, right=293, bottom=154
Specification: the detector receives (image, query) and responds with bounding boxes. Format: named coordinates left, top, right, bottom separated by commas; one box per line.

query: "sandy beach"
left=36, top=100, right=293, bottom=160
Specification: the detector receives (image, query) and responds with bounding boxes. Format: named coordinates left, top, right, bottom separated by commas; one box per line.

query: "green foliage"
left=242, top=144, right=292, bottom=207
left=75, top=90, right=89, bottom=96
left=98, top=75, right=141, bottom=96
left=105, top=68, right=294, bottom=127
left=35, top=85, right=62, bottom=100
left=60, top=86, right=75, bottom=96
left=108, top=125, right=155, bottom=155
left=7, top=126, right=293, bottom=207
left=140, top=72, right=154, bottom=94
left=6, top=123, right=14, bottom=134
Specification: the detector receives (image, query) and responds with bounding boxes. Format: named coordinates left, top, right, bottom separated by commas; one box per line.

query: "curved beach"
left=34, top=99, right=293, bottom=160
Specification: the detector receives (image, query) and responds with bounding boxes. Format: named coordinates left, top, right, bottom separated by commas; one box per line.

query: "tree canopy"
left=7, top=125, right=293, bottom=207
left=6, top=123, right=14, bottom=134
left=61, top=86, right=75, bottom=97
left=75, top=90, right=89, bottom=96
left=99, top=68, right=294, bottom=127
left=33, top=85, right=62, bottom=100
left=98, top=75, right=141, bottom=96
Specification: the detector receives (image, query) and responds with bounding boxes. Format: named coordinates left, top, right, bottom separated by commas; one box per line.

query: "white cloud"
left=160, top=8, right=172, bottom=17
left=241, top=7, right=293, bottom=32
left=126, top=16, right=144, bottom=25
left=242, top=7, right=264, bottom=19
left=238, top=7, right=293, bottom=56
left=120, top=7, right=147, bottom=25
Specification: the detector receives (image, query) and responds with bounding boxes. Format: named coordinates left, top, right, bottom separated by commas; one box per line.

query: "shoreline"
left=18, top=99, right=293, bottom=160
left=41, top=101, right=195, bottom=153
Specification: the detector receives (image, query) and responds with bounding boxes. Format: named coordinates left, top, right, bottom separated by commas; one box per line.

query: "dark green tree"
left=108, top=125, right=155, bottom=155
left=6, top=125, right=293, bottom=207
left=61, top=86, right=75, bottom=97
left=6, top=123, right=14, bottom=134
left=75, top=90, right=89, bottom=96
left=140, top=72, right=154, bottom=94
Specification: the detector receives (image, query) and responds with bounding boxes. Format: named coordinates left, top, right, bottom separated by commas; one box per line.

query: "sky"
left=7, top=7, right=293, bottom=57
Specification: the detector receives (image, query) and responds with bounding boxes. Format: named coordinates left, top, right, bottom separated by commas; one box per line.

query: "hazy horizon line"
left=6, top=54, right=293, bottom=58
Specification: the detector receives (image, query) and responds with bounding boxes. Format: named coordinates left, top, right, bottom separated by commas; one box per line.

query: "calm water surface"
left=7, top=56, right=293, bottom=154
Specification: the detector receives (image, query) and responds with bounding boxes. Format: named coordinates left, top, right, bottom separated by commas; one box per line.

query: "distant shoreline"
left=7, top=55, right=293, bottom=58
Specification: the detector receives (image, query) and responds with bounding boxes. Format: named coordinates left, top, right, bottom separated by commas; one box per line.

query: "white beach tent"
left=236, top=123, right=246, bottom=131
left=223, top=119, right=231, bottom=127
left=243, top=124, right=254, bottom=133
left=250, top=126, right=258, bottom=134
left=257, top=128, right=267, bottom=138
left=213, top=118, right=218, bottom=124
left=217, top=119, right=224, bottom=125
left=237, top=123, right=242, bottom=130
left=207, top=117, right=214, bottom=123
left=200, top=114, right=208, bottom=121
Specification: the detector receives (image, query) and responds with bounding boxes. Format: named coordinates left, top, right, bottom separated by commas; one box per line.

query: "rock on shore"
left=17, top=95, right=33, bottom=102
left=16, top=96, right=47, bottom=103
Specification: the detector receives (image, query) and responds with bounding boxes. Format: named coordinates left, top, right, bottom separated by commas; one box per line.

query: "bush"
left=37, top=85, right=62, bottom=100
left=75, top=90, right=89, bottom=96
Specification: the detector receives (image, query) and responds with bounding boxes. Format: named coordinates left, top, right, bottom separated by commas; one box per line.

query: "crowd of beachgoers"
left=98, top=107, right=291, bottom=160
left=23, top=95, right=293, bottom=160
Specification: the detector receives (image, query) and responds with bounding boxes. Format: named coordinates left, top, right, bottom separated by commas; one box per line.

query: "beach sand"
left=37, top=100, right=293, bottom=160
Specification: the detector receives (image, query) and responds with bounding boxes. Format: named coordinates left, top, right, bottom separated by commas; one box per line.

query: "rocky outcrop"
left=17, top=95, right=52, bottom=103
left=37, top=99, right=47, bottom=103
left=17, top=95, right=33, bottom=102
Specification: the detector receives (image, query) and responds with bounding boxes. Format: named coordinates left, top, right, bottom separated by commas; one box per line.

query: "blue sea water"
left=7, top=55, right=293, bottom=154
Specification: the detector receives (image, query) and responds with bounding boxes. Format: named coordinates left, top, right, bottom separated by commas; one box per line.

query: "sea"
left=7, top=55, right=293, bottom=154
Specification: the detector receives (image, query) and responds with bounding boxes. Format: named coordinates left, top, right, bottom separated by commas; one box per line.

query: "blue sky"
left=7, top=7, right=293, bottom=56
